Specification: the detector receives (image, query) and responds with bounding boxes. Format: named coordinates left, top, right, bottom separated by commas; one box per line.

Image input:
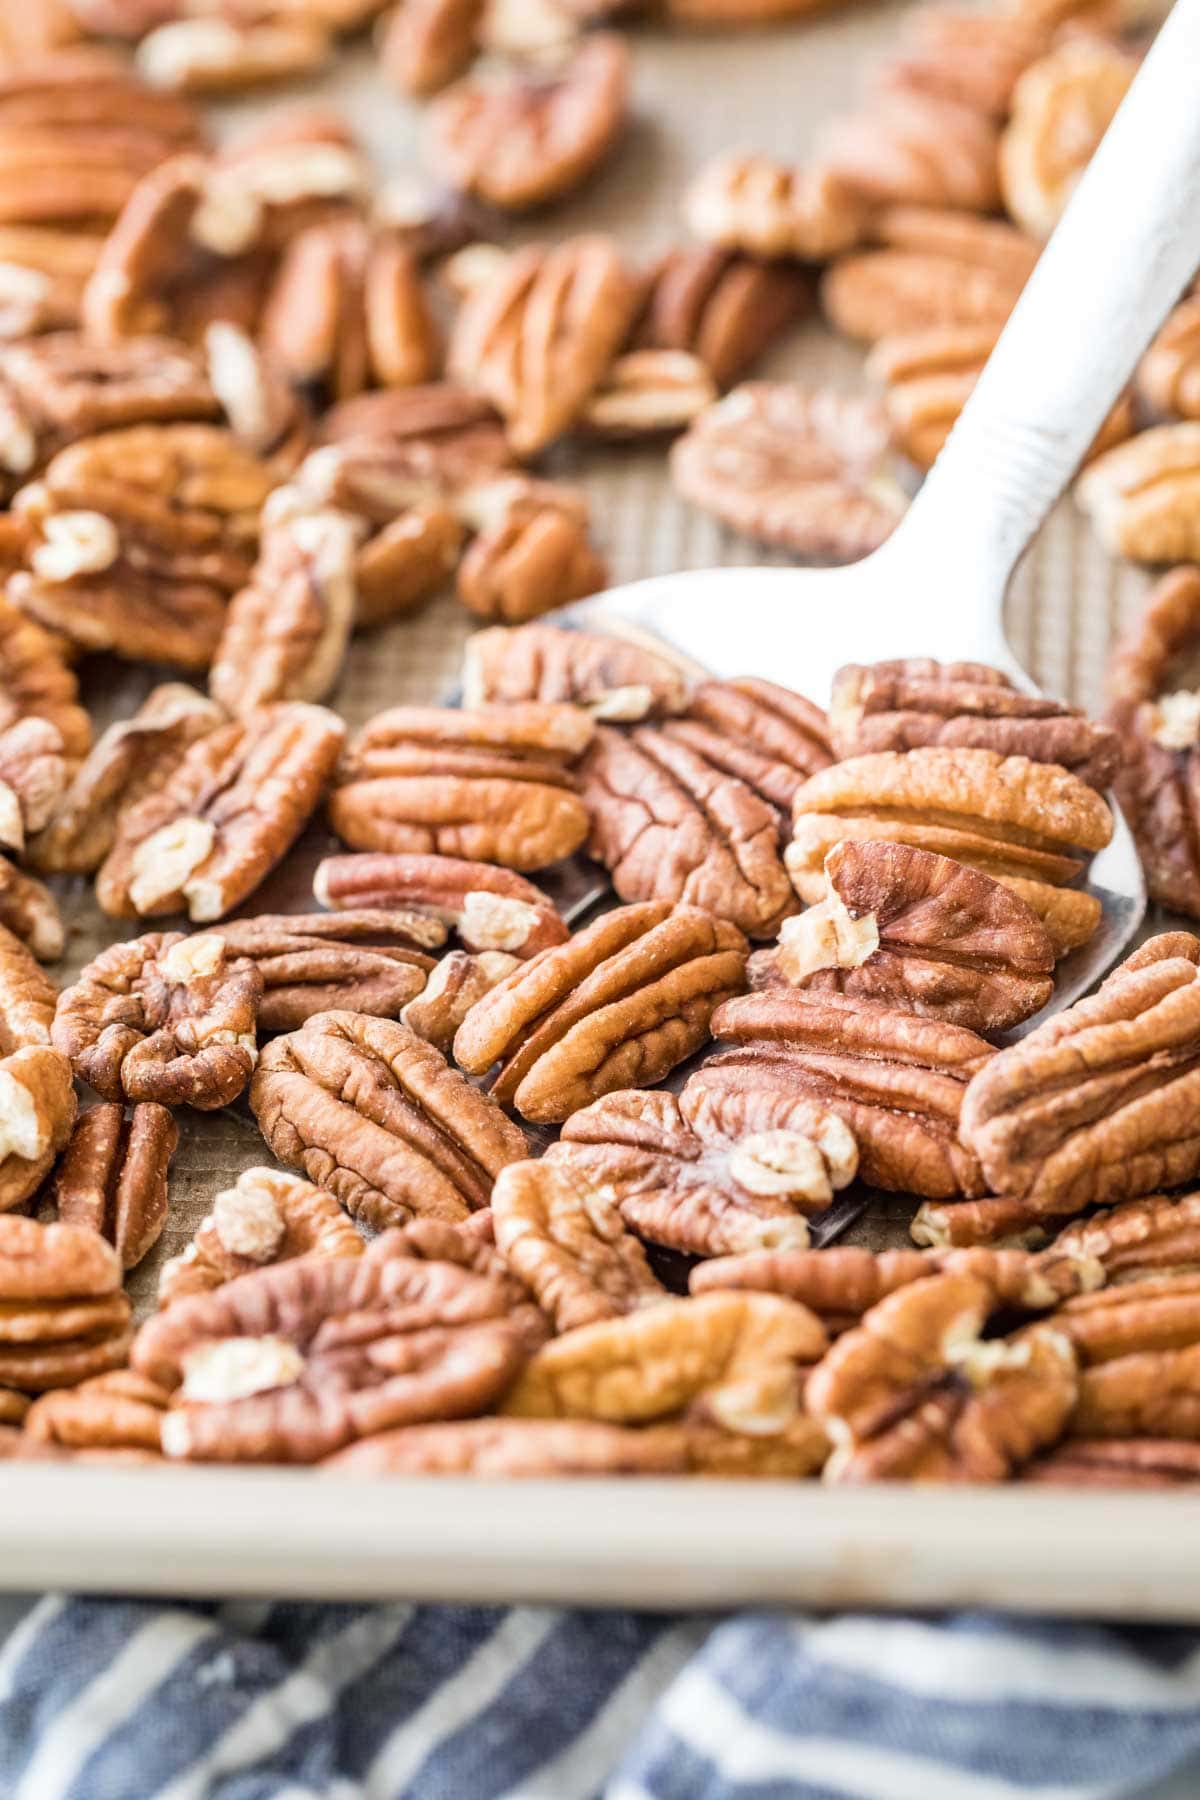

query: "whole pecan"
left=581, top=724, right=797, bottom=938
left=380, top=0, right=483, bottom=96
left=461, top=622, right=690, bottom=722
left=136, top=18, right=333, bottom=95
left=1139, top=293, right=1200, bottom=422
left=250, top=1009, right=528, bottom=1229
left=634, top=245, right=810, bottom=390
left=133, top=1228, right=528, bottom=1462
left=701, top=987, right=991, bottom=1200
left=684, top=156, right=869, bottom=264
left=0, top=592, right=89, bottom=759
left=97, top=701, right=346, bottom=922
left=158, top=1165, right=363, bottom=1309
left=53, top=931, right=261, bottom=1109
left=21, top=1370, right=170, bottom=1456
left=448, top=235, right=640, bottom=455
left=51, top=1101, right=177, bottom=1269
left=1077, top=426, right=1200, bottom=566
left=314, top=852, right=566, bottom=958
left=453, top=900, right=748, bottom=1124
left=0, top=923, right=57, bottom=1054
left=328, top=702, right=593, bottom=870
left=670, top=382, right=907, bottom=560
left=673, top=678, right=834, bottom=823
left=426, top=34, right=629, bottom=212
left=211, top=909, right=440, bottom=1030
left=960, top=937, right=1200, bottom=1216
left=999, top=38, right=1136, bottom=240
left=401, top=949, right=520, bottom=1051
left=818, top=86, right=1001, bottom=213
left=549, top=1080, right=857, bottom=1256
left=880, top=6, right=1050, bottom=118
left=0, top=1213, right=129, bottom=1392
left=456, top=477, right=606, bottom=623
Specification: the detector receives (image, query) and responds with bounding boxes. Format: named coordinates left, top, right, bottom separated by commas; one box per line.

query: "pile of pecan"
left=1, top=0, right=1199, bottom=1494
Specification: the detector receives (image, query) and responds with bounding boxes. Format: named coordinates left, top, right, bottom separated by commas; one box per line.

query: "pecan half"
left=250, top=1010, right=527, bottom=1229
left=960, top=938, right=1200, bottom=1216
left=133, top=1228, right=527, bottom=1462
left=701, top=988, right=991, bottom=1200
left=822, top=205, right=1038, bottom=343
left=670, top=383, right=907, bottom=560
left=136, top=18, right=333, bottom=94
left=51, top=1101, right=177, bottom=1269
left=580, top=723, right=798, bottom=938
left=911, top=1193, right=1057, bottom=1249
left=456, top=477, right=605, bottom=622
left=355, top=501, right=463, bottom=627
left=674, top=678, right=834, bottom=821
left=1049, top=1272, right=1200, bottom=1367
left=54, top=932, right=261, bottom=1109
left=1072, top=1346, right=1200, bottom=1442
left=1026, top=1439, right=1200, bottom=1488
left=1077, top=426, right=1200, bottom=566
left=380, top=0, right=483, bottom=96
left=158, top=1166, right=363, bottom=1309
left=453, top=901, right=748, bottom=1124
left=580, top=350, right=716, bottom=439
left=1139, top=294, right=1200, bottom=422
left=999, top=38, right=1136, bottom=239
left=0, top=921, right=54, bottom=1056
left=426, top=34, right=628, bottom=211
left=323, top=1416, right=687, bottom=1477
left=0, top=861, right=63, bottom=962
left=0, top=1212, right=129, bottom=1392
left=635, top=247, right=809, bottom=390
left=0, top=718, right=69, bottom=854
left=1050, top=1191, right=1200, bottom=1285
left=819, top=86, right=1001, bottom=213
left=314, top=852, right=565, bottom=958
left=880, top=6, right=1050, bottom=118
left=549, top=1080, right=857, bottom=1256
left=0, top=592, right=89, bottom=759
left=97, top=701, right=346, bottom=922
left=316, top=382, right=513, bottom=488
left=401, top=949, right=520, bottom=1050
left=212, top=910, right=439, bottom=1030
left=0, top=1044, right=75, bottom=1213
left=448, top=235, right=640, bottom=455
left=684, top=156, right=869, bottom=264
left=329, top=702, right=592, bottom=870
left=461, top=622, right=690, bottom=722
left=21, top=1370, right=170, bottom=1456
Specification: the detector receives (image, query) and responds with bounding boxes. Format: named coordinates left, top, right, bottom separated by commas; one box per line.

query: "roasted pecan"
left=1026, top=1438, right=1200, bottom=1488
left=314, top=852, right=565, bottom=958
left=0, top=922, right=57, bottom=1052
left=448, top=235, right=640, bottom=455
left=960, top=937, right=1200, bottom=1215
left=0, top=860, right=63, bottom=962
left=672, top=678, right=833, bottom=823
left=158, top=1165, right=363, bottom=1309
left=822, top=205, right=1038, bottom=344
left=53, top=931, right=261, bottom=1109
left=133, top=1228, right=527, bottom=1462
left=20, top=1369, right=168, bottom=1456
left=808, top=1272, right=1076, bottom=1482
left=426, top=34, right=628, bottom=211
left=1077, top=426, right=1200, bottom=566
left=634, top=247, right=809, bottom=390
left=136, top=18, right=333, bottom=95
left=401, top=949, right=519, bottom=1051
left=0, top=224, right=103, bottom=344
left=503, top=1290, right=826, bottom=1433
left=461, top=622, right=690, bottom=722
left=701, top=988, right=990, bottom=1200
left=323, top=1416, right=686, bottom=1477
left=0, top=591, right=89, bottom=759
left=581, top=351, right=716, bottom=438
left=1050, top=1191, right=1200, bottom=1285
left=670, top=383, right=907, bottom=560
left=0, top=1212, right=129, bottom=1392
left=329, top=702, right=592, bottom=870
left=1047, top=1272, right=1200, bottom=1368
left=211, top=910, right=439, bottom=1030
left=51, top=1101, right=176, bottom=1269
left=1139, top=294, right=1200, bottom=422
left=316, top=382, right=514, bottom=488
left=456, top=477, right=606, bottom=622
left=0, top=1043, right=75, bottom=1212
left=380, top=0, right=482, bottom=96
left=355, top=502, right=463, bottom=627
left=453, top=901, right=748, bottom=1124
left=580, top=724, right=798, bottom=938
left=911, top=1193, right=1057, bottom=1249
left=819, top=86, right=1001, bottom=213
left=250, top=1010, right=527, bottom=1229
left=1072, top=1346, right=1200, bottom=1442
left=203, top=320, right=309, bottom=459
left=549, top=1080, right=857, bottom=1256
left=0, top=718, right=69, bottom=854
left=684, top=155, right=869, bottom=264
left=97, top=701, right=345, bottom=922
left=999, top=38, right=1136, bottom=239
left=880, top=6, right=1050, bottom=118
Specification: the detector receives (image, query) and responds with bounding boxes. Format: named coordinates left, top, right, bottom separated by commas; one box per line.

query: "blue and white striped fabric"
left=5, top=1597, right=1200, bottom=1798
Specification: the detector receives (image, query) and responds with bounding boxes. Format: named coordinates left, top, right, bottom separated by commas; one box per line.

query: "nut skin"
left=999, top=39, right=1136, bottom=240
left=135, top=18, right=334, bottom=96
left=461, top=622, right=690, bottom=722
left=684, top=156, right=869, bottom=263
left=315, top=382, right=514, bottom=491
left=314, top=853, right=565, bottom=958
left=212, top=910, right=439, bottom=1032
left=453, top=901, right=748, bottom=1125
left=1077, top=426, right=1200, bottom=566
left=157, top=1166, right=363, bottom=1309
left=457, top=479, right=606, bottom=624
left=0, top=1213, right=129, bottom=1394
left=679, top=679, right=833, bottom=819
left=250, top=1009, right=528, bottom=1231
left=53, top=932, right=262, bottom=1110
left=0, top=717, right=71, bottom=855
left=1049, top=1272, right=1200, bottom=1366
left=329, top=702, right=593, bottom=872
left=0, top=1044, right=76, bottom=1214
left=0, top=922, right=58, bottom=1054
left=51, top=1102, right=177, bottom=1270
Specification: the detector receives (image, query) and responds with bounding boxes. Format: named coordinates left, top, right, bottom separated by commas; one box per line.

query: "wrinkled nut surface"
left=0, top=922, right=57, bottom=1054
left=251, top=1009, right=527, bottom=1230
left=402, top=949, right=520, bottom=1051
left=819, top=86, right=1000, bottom=212
left=453, top=901, right=748, bottom=1124
left=329, top=702, right=593, bottom=871
left=0, top=718, right=69, bottom=856
left=671, top=383, right=908, bottom=560
left=549, top=1080, right=857, bottom=1257
left=1078, top=426, right=1200, bottom=567
left=684, top=155, right=868, bottom=264
left=158, top=1166, right=363, bottom=1309
left=0, top=592, right=90, bottom=760
left=1026, top=1438, right=1200, bottom=1489
left=53, top=932, right=261, bottom=1110
left=314, top=383, right=514, bottom=496
left=1050, top=1190, right=1200, bottom=1285
left=580, top=723, right=798, bottom=939
left=1072, top=1345, right=1200, bottom=1443
left=323, top=1415, right=685, bottom=1477
left=701, top=988, right=990, bottom=1200
left=0, top=1044, right=75, bottom=1214
left=21, top=1369, right=170, bottom=1455
left=213, top=910, right=439, bottom=1031
left=999, top=39, right=1136, bottom=240
left=758, top=839, right=1055, bottom=1033
left=635, top=247, right=809, bottom=391
left=0, top=862, right=64, bottom=964
left=461, top=622, right=690, bottom=722
left=911, top=1193, right=1056, bottom=1250
left=822, top=206, right=1037, bottom=344
left=677, top=679, right=833, bottom=822
left=0, top=1212, right=128, bottom=1393
left=456, top=478, right=606, bottom=623
left=426, top=34, right=629, bottom=212
left=314, top=851, right=563, bottom=958
left=1048, top=1272, right=1200, bottom=1367
left=98, top=701, right=346, bottom=922
left=1139, top=295, right=1200, bottom=423
left=133, top=1229, right=527, bottom=1462
left=52, top=1101, right=177, bottom=1270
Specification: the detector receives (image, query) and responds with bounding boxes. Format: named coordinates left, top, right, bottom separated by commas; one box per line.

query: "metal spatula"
left=571, top=0, right=1200, bottom=1019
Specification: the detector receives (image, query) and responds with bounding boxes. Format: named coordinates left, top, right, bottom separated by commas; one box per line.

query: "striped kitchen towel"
left=4, top=1599, right=1200, bottom=1798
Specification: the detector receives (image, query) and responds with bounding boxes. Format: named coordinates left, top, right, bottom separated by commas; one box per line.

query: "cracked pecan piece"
left=580, top=723, right=798, bottom=939
left=97, top=701, right=345, bottom=922
left=401, top=949, right=520, bottom=1052
left=822, top=206, right=1038, bottom=344
left=758, top=839, right=1054, bottom=1033
left=0, top=923, right=57, bottom=1052
left=1139, top=294, right=1200, bottom=422
left=684, top=155, right=868, bottom=265
left=999, top=38, right=1136, bottom=240
left=251, top=1009, right=527, bottom=1229
left=960, top=937, right=1200, bottom=1215
left=0, top=1213, right=129, bottom=1392
left=53, top=932, right=261, bottom=1109
left=701, top=988, right=991, bottom=1200
left=462, top=622, right=690, bottom=722
left=329, top=702, right=592, bottom=871
left=671, top=383, right=907, bottom=560
left=0, top=591, right=89, bottom=759
left=634, top=246, right=810, bottom=391
left=158, top=1166, right=363, bottom=1309
left=212, top=910, right=439, bottom=1031
left=549, top=1081, right=857, bottom=1257
left=314, top=852, right=565, bottom=959
left=453, top=901, right=747, bottom=1124
left=427, top=34, right=628, bottom=212
left=0, top=1043, right=74, bottom=1212
left=51, top=1101, right=177, bottom=1269
left=448, top=235, right=640, bottom=456
left=808, top=1272, right=1077, bottom=1483
left=672, top=679, right=833, bottom=825
left=21, top=1370, right=169, bottom=1456
left=1077, top=426, right=1200, bottom=566
left=133, top=1227, right=528, bottom=1463
left=456, top=477, right=606, bottom=623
